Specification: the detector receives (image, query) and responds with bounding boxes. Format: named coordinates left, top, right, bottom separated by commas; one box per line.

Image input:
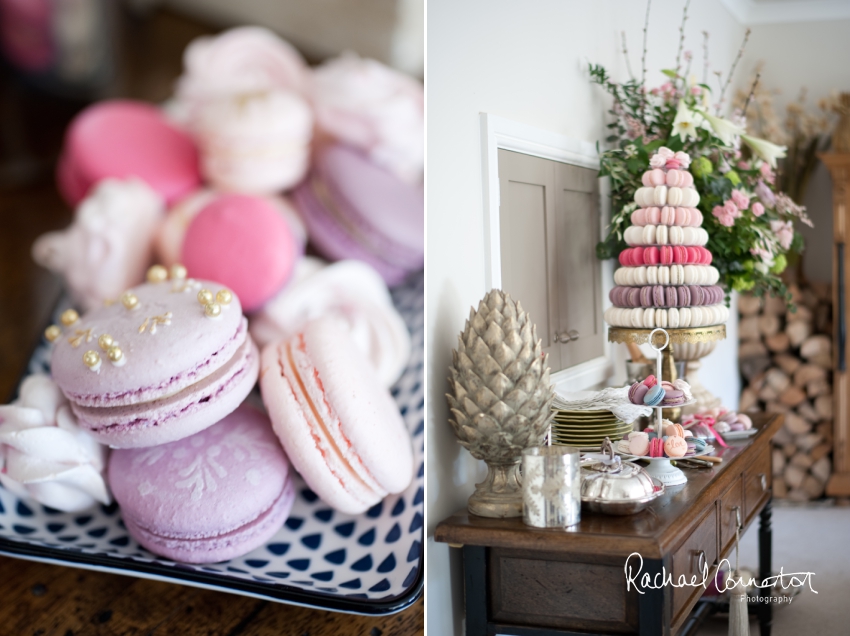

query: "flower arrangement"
left=591, top=1, right=811, bottom=305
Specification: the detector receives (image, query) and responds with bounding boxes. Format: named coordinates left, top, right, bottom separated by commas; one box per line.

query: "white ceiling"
left=720, top=0, right=850, bottom=24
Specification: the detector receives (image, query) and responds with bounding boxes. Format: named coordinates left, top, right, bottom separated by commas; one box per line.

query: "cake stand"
left=608, top=324, right=726, bottom=417
left=616, top=444, right=714, bottom=487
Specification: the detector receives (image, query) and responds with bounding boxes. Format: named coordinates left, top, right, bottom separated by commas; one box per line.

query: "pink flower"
left=771, top=220, right=794, bottom=249
left=684, top=50, right=693, bottom=62
left=751, top=246, right=772, bottom=262
left=650, top=87, right=661, bottom=96
left=752, top=201, right=765, bottom=217
left=690, top=86, right=702, bottom=96
left=731, top=189, right=750, bottom=210
left=760, top=162, right=775, bottom=184
left=713, top=204, right=736, bottom=227
left=737, top=161, right=749, bottom=170
left=723, top=199, right=741, bottom=218
left=660, top=82, right=673, bottom=94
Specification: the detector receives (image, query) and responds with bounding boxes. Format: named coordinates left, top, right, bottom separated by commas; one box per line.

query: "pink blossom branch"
left=717, top=28, right=751, bottom=114
left=742, top=72, right=761, bottom=118
left=621, top=31, right=635, bottom=80
left=702, top=31, right=709, bottom=85
left=674, top=0, right=691, bottom=79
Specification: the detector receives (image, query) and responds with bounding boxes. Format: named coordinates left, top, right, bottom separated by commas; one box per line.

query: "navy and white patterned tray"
left=0, top=275, right=424, bottom=615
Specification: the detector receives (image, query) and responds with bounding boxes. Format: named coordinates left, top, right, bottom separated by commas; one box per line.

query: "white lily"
left=741, top=134, right=787, bottom=168
left=696, top=109, right=746, bottom=146
left=672, top=99, right=701, bottom=141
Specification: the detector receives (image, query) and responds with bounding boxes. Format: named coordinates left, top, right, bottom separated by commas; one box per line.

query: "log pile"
left=738, top=283, right=833, bottom=501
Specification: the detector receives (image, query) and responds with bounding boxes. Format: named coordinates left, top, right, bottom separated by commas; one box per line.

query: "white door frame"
left=479, top=112, right=613, bottom=390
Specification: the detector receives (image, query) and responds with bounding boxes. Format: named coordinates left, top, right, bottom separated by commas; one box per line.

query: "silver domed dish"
left=580, top=438, right=665, bottom=515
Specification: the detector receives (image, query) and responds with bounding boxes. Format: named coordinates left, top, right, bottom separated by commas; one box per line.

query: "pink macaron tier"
left=618, top=246, right=712, bottom=267
left=57, top=100, right=201, bottom=206
left=260, top=316, right=414, bottom=514
left=51, top=278, right=258, bottom=448
left=109, top=405, right=295, bottom=563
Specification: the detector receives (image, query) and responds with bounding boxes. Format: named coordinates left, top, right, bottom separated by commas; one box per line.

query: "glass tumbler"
left=521, top=446, right=581, bottom=528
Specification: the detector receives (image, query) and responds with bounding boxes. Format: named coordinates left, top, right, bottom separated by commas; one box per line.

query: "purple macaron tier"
left=292, top=143, right=423, bottom=286
left=109, top=405, right=295, bottom=563
left=609, top=285, right=723, bottom=308
left=51, top=278, right=259, bottom=448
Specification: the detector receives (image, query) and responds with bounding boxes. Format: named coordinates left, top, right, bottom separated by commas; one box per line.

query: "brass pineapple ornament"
left=446, top=289, right=555, bottom=517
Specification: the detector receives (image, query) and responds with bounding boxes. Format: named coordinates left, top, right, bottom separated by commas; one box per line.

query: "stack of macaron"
left=627, top=375, right=692, bottom=408
left=19, top=26, right=422, bottom=565
left=604, top=148, right=730, bottom=329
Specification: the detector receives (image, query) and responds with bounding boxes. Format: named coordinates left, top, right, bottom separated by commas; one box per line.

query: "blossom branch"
left=742, top=72, right=761, bottom=118
left=702, top=31, right=709, bottom=85
left=674, top=0, right=691, bottom=79
left=717, top=28, right=751, bottom=114
left=641, top=0, right=652, bottom=116
left=621, top=31, right=635, bottom=80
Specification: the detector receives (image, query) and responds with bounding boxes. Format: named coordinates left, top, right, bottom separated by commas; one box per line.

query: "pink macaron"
left=664, top=435, right=688, bottom=458
left=57, top=100, right=201, bottom=207
left=292, top=143, right=424, bottom=286
left=50, top=274, right=259, bottom=448
left=109, top=405, right=295, bottom=563
left=649, top=437, right=665, bottom=458
left=259, top=316, right=414, bottom=514
left=182, top=194, right=300, bottom=312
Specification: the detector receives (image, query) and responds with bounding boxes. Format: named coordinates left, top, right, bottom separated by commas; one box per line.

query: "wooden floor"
left=0, top=8, right=423, bottom=636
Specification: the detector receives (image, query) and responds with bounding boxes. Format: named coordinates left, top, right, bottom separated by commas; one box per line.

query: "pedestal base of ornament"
left=608, top=325, right=726, bottom=421
left=468, top=462, right=523, bottom=518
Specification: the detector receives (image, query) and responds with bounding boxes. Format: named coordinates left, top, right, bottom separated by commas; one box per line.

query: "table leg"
left=638, top=557, right=668, bottom=636
left=463, top=546, right=488, bottom=636
left=758, top=498, right=773, bottom=636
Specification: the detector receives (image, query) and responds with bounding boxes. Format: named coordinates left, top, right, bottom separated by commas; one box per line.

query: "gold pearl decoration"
left=122, top=292, right=139, bottom=310
left=147, top=265, right=168, bottom=283
left=216, top=289, right=233, bottom=306
left=107, top=346, right=123, bottom=363
left=45, top=325, right=61, bottom=342
left=98, top=334, right=114, bottom=350
left=60, top=309, right=79, bottom=326
left=83, top=350, right=101, bottom=368
left=198, top=289, right=214, bottom=305
left=170, top=263, right=187, bottom=280
left=204, top=303, right=222, bottom=318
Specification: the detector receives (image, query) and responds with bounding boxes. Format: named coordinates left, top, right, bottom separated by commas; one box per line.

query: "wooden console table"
left=435, top=413, right=783, bottom=636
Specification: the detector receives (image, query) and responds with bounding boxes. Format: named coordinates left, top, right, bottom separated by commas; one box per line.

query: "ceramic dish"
left=719, top=429, right=758, bottom=440
left=614, top=445, right=715, bottom=462
left=0, top=276, right=424, bottom=615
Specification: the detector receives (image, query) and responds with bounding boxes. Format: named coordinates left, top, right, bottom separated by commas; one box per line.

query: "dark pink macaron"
left=109, top=405, right=295, bottom=564
left=182, top=194, right=299, bottom=313
left=293, top=144, right=424, bottom=286
left=58, top=100, right=200, bottom=206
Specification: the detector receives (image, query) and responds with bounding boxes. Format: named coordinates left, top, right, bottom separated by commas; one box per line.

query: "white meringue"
left=313, top=53, right=424, bottom=184
left=0, top=375, right=110, bottom=512
left=32, top=179, right=164, bottom=311
left=250, top=258, right=412, bottom=387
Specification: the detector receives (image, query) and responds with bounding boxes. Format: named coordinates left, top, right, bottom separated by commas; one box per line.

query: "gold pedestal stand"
left=608, top=325, right=727, bottom=422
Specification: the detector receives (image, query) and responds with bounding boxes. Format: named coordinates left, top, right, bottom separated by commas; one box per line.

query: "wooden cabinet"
left=671, top=506, right=718, bottom=624
left=497, top=149, right=603, bottom=373
left=744, top=444, right=772, bottom=524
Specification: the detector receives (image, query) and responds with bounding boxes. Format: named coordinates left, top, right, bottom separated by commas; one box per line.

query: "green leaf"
left=661, top=69, right=678, bottom=79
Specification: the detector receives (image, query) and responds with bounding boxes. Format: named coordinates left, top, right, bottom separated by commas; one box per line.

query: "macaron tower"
left=604, top=148, right=730, bottom=329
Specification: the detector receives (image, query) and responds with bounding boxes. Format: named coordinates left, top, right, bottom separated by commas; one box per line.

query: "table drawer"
left=671, top=505, right=717, bottom=622
left=719, top=476, right=745, bottom=558
left=744, top=443, right=771, bottom=523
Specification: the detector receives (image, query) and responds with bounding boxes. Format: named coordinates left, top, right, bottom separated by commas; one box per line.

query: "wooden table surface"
left=0, top=8, right=423, bottom=636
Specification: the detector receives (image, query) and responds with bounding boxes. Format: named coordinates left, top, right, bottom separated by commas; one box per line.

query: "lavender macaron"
left=293, top=143, right=423, bottom=286
left=50, top=267, right=259, bottom=448
left=109, top=405, right=295, bottom=563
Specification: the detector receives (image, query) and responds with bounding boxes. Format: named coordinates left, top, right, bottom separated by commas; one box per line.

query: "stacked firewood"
left=738, top=283, right=833, bottom=501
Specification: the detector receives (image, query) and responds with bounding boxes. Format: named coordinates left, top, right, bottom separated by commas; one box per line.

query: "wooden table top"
left=435, top=413, right=782, bottom=559
left=0, top=9, right=423, bottom=635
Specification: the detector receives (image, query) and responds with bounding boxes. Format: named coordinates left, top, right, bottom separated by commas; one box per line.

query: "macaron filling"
left=64, top=318, right=248, bottom=408
left=72, top=337, right=257, bottom=432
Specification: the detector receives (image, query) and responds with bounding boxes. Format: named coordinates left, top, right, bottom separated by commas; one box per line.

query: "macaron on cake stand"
left=607, top=324, right=725, bottom=419
left=630, top=327, right=697, bottom=487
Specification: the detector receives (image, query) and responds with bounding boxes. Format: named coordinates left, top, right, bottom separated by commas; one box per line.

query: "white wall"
left=739, top=19, right=850, bottom=283
left=426, top=2, right=746, bottom=634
